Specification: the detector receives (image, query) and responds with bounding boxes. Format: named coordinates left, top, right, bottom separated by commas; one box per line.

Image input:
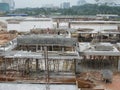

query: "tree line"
left=8, top=4, right=120, bottom=16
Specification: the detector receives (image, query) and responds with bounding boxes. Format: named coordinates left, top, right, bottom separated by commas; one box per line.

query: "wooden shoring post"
left=48, top=59, right=50, bottom=71
left=57, top=60, right=59, bottom=72
left=111, top=56, right=115, bottom=68
left=92, top=57, right=94, bottom=69
left=83, top=55, right=86, bottom=60
left=25, top=59, right=30, bottom=76
left=17, top=58, right=19, bottom=77
left=118, top=57, right=120, bottom=71
left=106, top=56, right=109, bottom=60
left=101, top=59, right=103, bottom=70
left=0, top=57, right=2, bottom=74
left=62, top=46, right=64, bottom=52
left=70, top=60, right=73, bottom=72
left=68, top=22, right=71, bottom=28
left=65, top=60, right=68, bottom=72
left=115, top=56, right=118, bottom=70
left=21, top=58, right=24, bottom=76
left=109, top=56, right=111, bottom=60
left=74, top=59, right=76, bottom=74
left=93, top=55, right=95, bottom=60
left=19, top=45, right=21, bottom=50
left=36, top=44, right=38, bottom=52
left=26, top=45, right=28, bottom=51
left=55, top=60, right=58, bottom=72
left=52, top=45, right=53, bottom=51
left=90, top=55, right=92, bottom=60
left=89, top=55, right=91, bottom=69
left=96, top=57, right=98, bottom=69
left=57, top=21, right=59, bottom=28
left=24, top=58, right=26, bottom=76
left=54, top=60, right=56, bottom=72
left=41, top=46, right=43, bottom=51
left=36, top=59, right=39, bottom=73
left=116, top=56, right=119, bottom=60
left=83, top=55, right=87, bottom=71
left=1, top=58, right=3, bottom=74
left=40, top=59, right=42, bottom=70
left=117, top=56, right=119, bottom=70
left=4, top=57, right=7, bottom=75
left=53, top=60, right=55, bottom=71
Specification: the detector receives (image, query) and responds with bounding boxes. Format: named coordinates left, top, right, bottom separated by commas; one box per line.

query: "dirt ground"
left=103, top=73, right=120, bottom=90
left=94, top=73, right=120, bottom=90
left=78, top=72, right=120, bottom=90
left=0, top=33, right=17, bottom=45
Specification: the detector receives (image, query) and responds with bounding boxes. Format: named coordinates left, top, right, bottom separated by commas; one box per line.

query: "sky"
left=14, top=0, right=120, bottom=8
left=14, top=0, right=95, bottom=8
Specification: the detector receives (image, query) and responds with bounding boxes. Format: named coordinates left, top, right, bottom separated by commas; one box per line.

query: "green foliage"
left=7, top=4, right=120, bottom=16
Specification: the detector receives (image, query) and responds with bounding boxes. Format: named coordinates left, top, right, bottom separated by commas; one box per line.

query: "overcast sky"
left=14, top=0, right=120, bottom=8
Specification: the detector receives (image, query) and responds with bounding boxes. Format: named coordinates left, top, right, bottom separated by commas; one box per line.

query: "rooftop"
left=17, top=35, right=77, bottom=46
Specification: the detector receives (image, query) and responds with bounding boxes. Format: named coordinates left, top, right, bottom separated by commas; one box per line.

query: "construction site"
left=0, top=17, right=120, bottom=90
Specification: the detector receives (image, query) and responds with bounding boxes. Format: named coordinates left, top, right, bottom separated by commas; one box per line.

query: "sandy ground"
left=94, top=73, right=120, bottom=90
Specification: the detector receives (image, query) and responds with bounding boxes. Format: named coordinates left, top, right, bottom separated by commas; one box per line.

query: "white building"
left=0, top=0, right=15, bottom=10
left=77, top=0, right=87, bottom=6
left=60, top=2, right=70, bottom=9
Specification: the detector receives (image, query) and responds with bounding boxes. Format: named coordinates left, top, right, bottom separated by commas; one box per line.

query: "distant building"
left=0, top=3, right=9, bottom=12
left=77, top=0, right=87, bottom=6
left=42, top=4, right=54, bottom=8
left=0, top=0, right=15, bottom=10
left=42, top=4, right=59, bottom=10
left=60, top=2, right=70, bottom=9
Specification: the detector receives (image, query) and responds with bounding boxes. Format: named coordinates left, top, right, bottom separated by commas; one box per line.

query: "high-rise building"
left=60, top=2, right=70, bottom=9
left=77, top=0, right=87, bottom=6
left=0, top=3, right=9, bottom=12
left=0, top=0, right=15, bottom=10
